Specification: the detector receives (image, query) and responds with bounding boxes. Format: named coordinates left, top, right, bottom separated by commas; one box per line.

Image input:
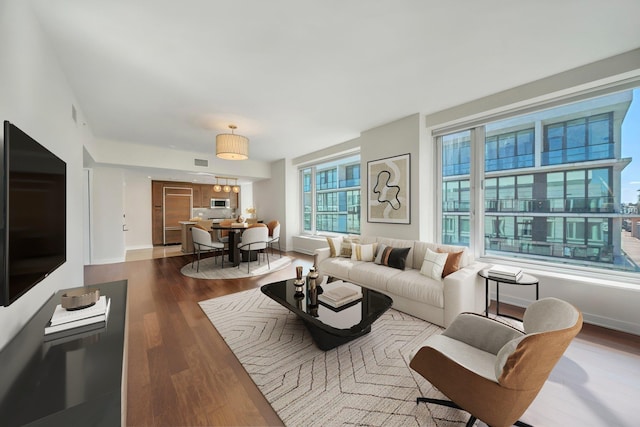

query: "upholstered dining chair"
left=191, top=227, right=225, bottom=272
left=267, top=220, right=281, bottom=257
left=409, top=297, right=583, bottom=427
left=237, top=226, right=269, bottom=273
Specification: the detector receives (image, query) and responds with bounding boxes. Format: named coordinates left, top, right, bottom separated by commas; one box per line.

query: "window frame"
left=299, top=153, right=361, bottom=236
left=434, top=87, right=639, bottom=282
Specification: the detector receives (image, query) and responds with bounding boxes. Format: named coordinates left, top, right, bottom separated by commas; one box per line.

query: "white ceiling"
left=31, top=0, right=640, bottom=170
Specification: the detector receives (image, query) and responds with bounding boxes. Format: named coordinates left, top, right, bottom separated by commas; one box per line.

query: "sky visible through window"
left=621, top=88, right=640, bottom=204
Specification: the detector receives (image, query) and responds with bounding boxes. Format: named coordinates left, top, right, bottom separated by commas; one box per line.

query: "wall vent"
left=194, top=158, right=208, bottom=167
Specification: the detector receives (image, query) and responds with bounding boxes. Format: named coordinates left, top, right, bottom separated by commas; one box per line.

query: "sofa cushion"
left=420, top=248, right=448, bottom=280
left=349, top=262, right=404, bottom=292
left=351, top=243, right=377, bottom=261
left=438, top=249, right=464, bottom=277
left=375, top=245, right=411, bottom=270
left=317, top=256, right=361, bottom=279
left=387, top=269, right=445, bottom=308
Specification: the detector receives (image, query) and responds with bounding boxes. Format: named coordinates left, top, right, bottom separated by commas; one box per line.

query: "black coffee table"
left=261, top=278, right=393, bottom=350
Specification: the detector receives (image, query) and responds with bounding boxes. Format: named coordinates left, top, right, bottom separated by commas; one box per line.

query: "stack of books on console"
left=44, top=296, right=111, bottom=340
left=488, top=264, right=523, bottom=282
left=318, top=281, right=362, bottom=308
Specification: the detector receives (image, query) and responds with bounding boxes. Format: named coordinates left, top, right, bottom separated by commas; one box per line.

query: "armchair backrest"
left=496, top=297, right=582, bottom=391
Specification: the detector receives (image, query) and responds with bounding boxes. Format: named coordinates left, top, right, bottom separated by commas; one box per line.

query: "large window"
left=438, top=89, right=639, bottom=274
left=301, top=154, right=361, bottom=235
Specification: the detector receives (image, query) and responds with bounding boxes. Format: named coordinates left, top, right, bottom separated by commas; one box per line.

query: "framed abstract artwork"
left=367, top=153, right=410, bottom=224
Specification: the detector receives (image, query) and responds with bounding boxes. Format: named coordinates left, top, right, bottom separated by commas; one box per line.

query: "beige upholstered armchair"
left=409, top=297, right=583, bottom=427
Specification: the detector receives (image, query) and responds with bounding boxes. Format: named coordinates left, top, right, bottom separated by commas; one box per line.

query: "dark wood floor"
left=84, top=251, right=640, bottom=426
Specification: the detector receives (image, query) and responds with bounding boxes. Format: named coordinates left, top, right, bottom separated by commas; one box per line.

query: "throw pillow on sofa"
left=437, top=248, right=464, bottom=277
left=420, top=248, right=448, bottom=279
left=326, top=236, right=343, bottom=257
left=351, top=243, right=377, bottom=262
left=339, top=235, right=360, bottom=258
left=374, top=244, right=410, bottom=270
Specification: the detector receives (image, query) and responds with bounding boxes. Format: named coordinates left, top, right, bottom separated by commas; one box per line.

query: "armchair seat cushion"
left=417, top=334, right=498, bottom=382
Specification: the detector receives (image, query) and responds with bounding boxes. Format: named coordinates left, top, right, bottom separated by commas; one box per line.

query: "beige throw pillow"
left=326, top=236, right=343, bottom=258
left=351, top=243, right=377, bottom=262
left=339, top=235, right=360, bottom=257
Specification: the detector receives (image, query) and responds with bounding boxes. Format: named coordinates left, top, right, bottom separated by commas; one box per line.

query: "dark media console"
left=0, top=280, right=127, bottom=426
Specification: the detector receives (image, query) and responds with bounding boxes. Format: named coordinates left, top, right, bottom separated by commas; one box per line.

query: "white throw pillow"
left=326, top=236, right=343, bottom=258
left=420, top=248, right=448, bottom=280
left=351, top=243, right=376, bottom=262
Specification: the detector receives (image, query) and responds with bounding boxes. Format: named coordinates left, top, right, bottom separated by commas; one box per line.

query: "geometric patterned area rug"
left=181, top=255, right=292, bottom=280
left=198, top=288, right=470, bottom=426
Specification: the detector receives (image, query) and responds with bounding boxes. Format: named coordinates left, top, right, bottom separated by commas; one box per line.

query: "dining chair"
left=237, top=226, right=269, bottom=273
left=267, top=220, right=281, bottom=257
left=191, top=227, right=225, bottom=272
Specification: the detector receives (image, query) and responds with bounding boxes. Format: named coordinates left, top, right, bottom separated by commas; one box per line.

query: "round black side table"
left=478, top=267, right=539, bottom=321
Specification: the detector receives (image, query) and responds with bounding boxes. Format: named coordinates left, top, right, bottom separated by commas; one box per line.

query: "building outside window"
left=301, top=154, right=361, bottom=235
left=439, top=89, right=638, bottom=273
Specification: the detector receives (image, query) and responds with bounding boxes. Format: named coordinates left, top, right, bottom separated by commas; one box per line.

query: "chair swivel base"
left=416, top=397, right=533, bottom=427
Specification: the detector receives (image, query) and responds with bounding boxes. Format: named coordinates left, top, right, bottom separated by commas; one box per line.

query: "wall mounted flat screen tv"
left=1, top=121, right=66, bottom=306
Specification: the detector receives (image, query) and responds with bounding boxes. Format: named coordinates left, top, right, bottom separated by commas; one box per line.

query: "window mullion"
left=471, top=126, right=485, bottom=258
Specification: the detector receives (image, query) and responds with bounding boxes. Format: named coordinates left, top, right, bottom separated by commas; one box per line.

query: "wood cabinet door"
left=192, top=185, right=203, bottom=208
left=201, top=185, right=212, bottom=208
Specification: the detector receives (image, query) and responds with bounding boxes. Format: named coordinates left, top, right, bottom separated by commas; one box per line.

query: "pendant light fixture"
left=216, top=124, right=249, bottom=160
left=213, top=177, right=222, bottom=193
left=222, top=178, right=231, bottom=193
left=232, top=178, right=240, bottom=193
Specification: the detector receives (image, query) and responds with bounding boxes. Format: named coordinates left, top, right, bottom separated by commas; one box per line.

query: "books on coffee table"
left=488, top=264, right=523, bottom=282
left=45, top=296, right=111, bottom=336
left=318, top=281, right=362, bottom=308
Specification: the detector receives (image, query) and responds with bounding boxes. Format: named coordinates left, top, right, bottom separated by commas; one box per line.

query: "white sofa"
left=314, top=236, right=487, bottom=328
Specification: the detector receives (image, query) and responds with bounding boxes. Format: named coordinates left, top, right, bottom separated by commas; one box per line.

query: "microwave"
left=211, top=198, right=230, bottom=209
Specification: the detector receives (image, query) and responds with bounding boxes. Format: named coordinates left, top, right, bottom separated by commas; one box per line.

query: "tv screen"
left=1, top=121, right=66, bottom=306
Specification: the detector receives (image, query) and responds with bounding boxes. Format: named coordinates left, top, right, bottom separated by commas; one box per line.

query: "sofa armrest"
left=442, top=261, right=488, bottom=328
left=314, top=247, right=331, bottom=265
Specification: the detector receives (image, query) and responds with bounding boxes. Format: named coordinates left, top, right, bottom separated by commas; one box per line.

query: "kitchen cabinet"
left=151, top=181, right=239, bottom=245
left=163, top=187, right=192, bottom=244
left=200, top=185, right=213, bottom=208
left=152, top=181, right=164, bottom=245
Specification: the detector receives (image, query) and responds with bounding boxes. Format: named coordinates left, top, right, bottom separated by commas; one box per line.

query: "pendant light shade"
left=216, top=124, right=249, bottom=160
left=213, top=178, right=222, bottom=193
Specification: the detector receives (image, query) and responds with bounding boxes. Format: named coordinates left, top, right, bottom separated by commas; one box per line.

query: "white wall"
left=359, top=113, right=422, bottom=240
left=253, top=159, right=289, bottom=250
left=0, top=0, right=88, bottom=349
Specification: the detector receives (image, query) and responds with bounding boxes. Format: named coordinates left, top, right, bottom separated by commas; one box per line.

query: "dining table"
left=210, top=223, right=249, bottom=267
